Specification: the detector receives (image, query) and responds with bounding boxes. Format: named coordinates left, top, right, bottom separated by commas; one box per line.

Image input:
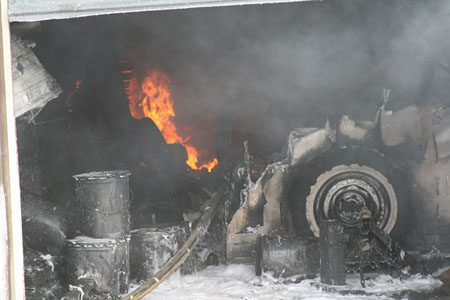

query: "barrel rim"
left=65, top=235, right=130, bottom=244
left=73, top=170, right=131, bottom=181
left=64, top=236, right=118, bottom=249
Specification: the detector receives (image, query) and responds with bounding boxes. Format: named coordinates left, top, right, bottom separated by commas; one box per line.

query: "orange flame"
left=122, top=66, right=218, bottom=172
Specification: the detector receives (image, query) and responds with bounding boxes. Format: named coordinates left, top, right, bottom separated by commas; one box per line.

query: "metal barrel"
left=255, top=235, right=319, bottom=278
left=130, top=222, right=191, bottom=281
left=73, top=170, right=131, bottom=238
left=64, top=236, right=130, bottom=297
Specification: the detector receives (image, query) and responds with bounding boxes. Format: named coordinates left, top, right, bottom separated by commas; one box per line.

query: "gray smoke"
left=119, top=0, right=450, bottom=157
left=32, top=0, right=450, bottom=159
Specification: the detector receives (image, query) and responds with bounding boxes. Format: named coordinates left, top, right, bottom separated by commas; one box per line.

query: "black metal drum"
left=73, top=170, right=131, bottom=238
left=255, top=235, right=319, bottom=278
left=64, top=236, right=130, bottom=297
left=130, top=222, right=191, bottom=281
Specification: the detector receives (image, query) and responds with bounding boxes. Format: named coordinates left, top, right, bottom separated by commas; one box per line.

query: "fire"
left=122, top=66, right=218, bottom=172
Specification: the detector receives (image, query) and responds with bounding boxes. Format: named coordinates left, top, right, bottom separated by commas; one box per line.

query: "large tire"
left=289, top=146, right=407, bottom=241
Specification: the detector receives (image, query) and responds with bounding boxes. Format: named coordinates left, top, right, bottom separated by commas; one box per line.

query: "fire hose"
left=122, top=184, right=227, bottom=300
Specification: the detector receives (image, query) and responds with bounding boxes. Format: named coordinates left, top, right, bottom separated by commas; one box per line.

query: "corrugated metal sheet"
left=9, top=0, right=317, bottom=22
left=11, top=35, right=62, bottom=119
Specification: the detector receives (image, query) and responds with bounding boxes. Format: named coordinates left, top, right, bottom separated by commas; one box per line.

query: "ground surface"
left=129, top=264, right=444, bottom=300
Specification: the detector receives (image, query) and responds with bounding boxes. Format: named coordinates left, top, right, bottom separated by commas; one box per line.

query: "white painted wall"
left=0, top=185, right=9, bottom=300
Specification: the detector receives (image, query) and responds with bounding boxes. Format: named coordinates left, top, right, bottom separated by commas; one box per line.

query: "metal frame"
left=1, top=0, right=25, bottom=298
left=0, top=0, right=25, bottom=300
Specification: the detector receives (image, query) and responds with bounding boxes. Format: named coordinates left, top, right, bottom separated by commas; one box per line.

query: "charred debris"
left=18, top=92, right=450, bottom=298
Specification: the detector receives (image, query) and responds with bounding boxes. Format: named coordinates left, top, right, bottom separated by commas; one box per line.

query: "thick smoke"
left=32, top=0, right=450, bottom=158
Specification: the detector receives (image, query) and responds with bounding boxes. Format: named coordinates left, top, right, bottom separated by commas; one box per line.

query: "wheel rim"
left=305, top=164, right=398, bottom=237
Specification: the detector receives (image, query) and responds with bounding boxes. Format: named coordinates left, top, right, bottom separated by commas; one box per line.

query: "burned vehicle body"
left=226, top=100, right=450, bottom=276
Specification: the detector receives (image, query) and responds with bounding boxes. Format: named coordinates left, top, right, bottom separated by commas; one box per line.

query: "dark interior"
left=17, top=0, right=450, bottom=224
left=14, top=0, right=450, bottom=298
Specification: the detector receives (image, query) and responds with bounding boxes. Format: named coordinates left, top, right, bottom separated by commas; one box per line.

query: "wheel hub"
left=323, top=178, right=384, bottom=227
left=335, top=187, right=366, bottom=224
left=305, top=164, right=398, bottom=237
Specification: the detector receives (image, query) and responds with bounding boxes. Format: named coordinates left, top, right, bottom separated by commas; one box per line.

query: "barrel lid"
left=131, top=223, right=189, bottom=238
left=73, top=170, right=131, bottom=181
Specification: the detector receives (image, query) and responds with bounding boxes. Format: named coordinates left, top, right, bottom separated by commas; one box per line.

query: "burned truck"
left=226, top=93, right=450, bottom=280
